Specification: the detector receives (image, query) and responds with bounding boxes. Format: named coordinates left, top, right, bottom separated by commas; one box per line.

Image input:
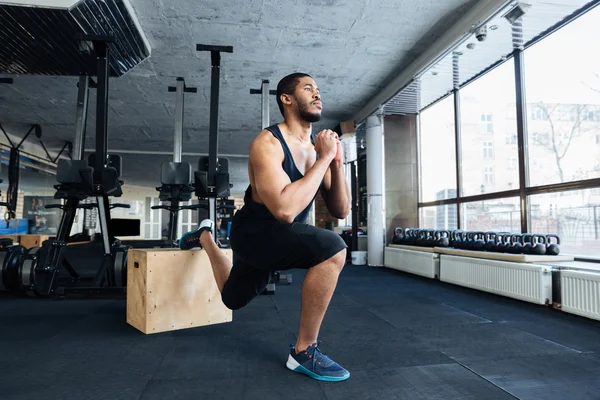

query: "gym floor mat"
left=1, top=264, right=599, bottom=399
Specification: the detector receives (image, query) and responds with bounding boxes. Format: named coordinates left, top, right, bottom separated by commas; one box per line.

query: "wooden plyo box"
left=126, top=248, right=233, bottom=334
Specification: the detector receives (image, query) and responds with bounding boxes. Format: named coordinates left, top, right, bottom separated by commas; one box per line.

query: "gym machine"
left=151, top=77, right=202, bottom=247
left=0, top=123, right=72, bottom=294
left=249, top=80, right=293, bottom=293
left=193, top=44, right=233, bottom=241
left=16, top=36, right=133, bottom=298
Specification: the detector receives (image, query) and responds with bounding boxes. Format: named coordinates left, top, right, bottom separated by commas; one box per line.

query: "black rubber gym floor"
left=2, top=264, right=600, bottom=400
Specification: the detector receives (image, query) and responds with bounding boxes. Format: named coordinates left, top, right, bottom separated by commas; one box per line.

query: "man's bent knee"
left=327, top=248, right=346, bottom=273
left=221, top=292, right=248, bottom=311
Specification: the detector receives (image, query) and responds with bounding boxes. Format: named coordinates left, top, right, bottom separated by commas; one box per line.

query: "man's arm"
left=321, top=160, right=352, bottom=219
left=251, top=132, right=334, bottom=224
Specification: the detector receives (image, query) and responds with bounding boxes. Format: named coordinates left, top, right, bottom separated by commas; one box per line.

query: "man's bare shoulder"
left=249, top=129, right=283, bottom=159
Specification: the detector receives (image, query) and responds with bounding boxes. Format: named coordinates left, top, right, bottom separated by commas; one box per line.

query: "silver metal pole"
left=174, top=78, right=184, bottom=163
left=261, top=80, right=270, bottom=129
left=366, top=108, right=385, bottom=267
left=73, top=76, right=90, bottom=161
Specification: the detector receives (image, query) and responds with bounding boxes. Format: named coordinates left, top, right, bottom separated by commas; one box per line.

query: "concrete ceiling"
left=0, top=0, right=479, bottom=193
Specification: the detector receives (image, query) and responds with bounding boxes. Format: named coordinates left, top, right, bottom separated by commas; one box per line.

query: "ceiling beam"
left=353, top=0, right=514, bottom=124
left=79, top=148, right=249, bottom=158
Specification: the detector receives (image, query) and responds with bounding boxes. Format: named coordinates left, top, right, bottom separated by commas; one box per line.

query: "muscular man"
left=179, top=73, right=352, bottom=382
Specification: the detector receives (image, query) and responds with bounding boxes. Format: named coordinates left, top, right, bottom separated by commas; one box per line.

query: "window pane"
left=460, top=60, right=519, bottom=196
left=529, top=189, right=600, bottom=257
left=419, top=204, right=458, bottom=230
left=145, top=197, right=151, bottom=221
left=461, top=197, right=520, bottom=233
left=524, top=8, right=600, bottom=186
left=419, top=95, right=457, bottom=202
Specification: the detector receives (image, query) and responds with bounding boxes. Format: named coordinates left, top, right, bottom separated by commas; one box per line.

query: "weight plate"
left=4, top=246, right=26, bottom=292
left=20, top=247, right=40, bottom=297
left=112, top=246, right=130, bottom=288
left=0, top=248, right=9, bottom=291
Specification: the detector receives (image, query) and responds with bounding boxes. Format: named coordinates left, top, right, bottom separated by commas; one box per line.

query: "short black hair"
left=276, top=73, right=312, bottom=117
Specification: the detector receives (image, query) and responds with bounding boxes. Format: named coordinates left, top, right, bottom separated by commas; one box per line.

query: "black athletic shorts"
left=221, top=218, right=347, bottom=310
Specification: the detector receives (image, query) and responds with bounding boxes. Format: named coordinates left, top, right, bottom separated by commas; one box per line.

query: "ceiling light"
left=503, top=3, right=531, bottom=24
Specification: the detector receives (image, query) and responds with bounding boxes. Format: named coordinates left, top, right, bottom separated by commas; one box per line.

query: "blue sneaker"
left=286, top=342, right=350, bottom=382
left=178, top=219, right=214, bottom=250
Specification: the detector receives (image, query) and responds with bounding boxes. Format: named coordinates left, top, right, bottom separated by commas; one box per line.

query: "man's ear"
left=280, top=93, right=293, bottom=106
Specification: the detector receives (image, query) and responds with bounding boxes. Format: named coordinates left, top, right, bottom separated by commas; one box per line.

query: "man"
left=179, top=73, right=352, bottom=382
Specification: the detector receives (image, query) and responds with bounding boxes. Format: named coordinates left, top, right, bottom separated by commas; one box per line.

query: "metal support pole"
left=250, top=80, right=277, bottom=129
left=74, top=76, right=90, bottom=161
left=95, top=42, right=110, bottom=182
left=453, top=89, right=463, bottom=229
left=366, top=108, right=385, bottom=267
left=351, top=161, right=359, bottom=252
left=208, top=52, right=221, bottom=189
left=261, top=80, right=270, bottom=129
left=514, top=48, right=529, bottom=233
left=93, top=39, right=112, bottom=255
left=173, top=78, right=184, bottom=163
left=197, top=44, right=233, bottom=239
left=96, top=195, right=111, bottom=255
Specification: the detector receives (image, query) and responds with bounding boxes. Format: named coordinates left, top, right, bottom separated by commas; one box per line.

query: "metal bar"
left=196, top=44, right=233, bottom=53
left=261, top=80, right=270, bottom=129
left=514, top=49, right=529, bottom=233
left=62, top=257, right=81, bottom=280
left=351, top=161, right=359, bottom=252
left=0, top=143, right=60, bottom=167
left=208, top=51, right=220, bottom=188
left=56, top=198, right=80, bottom=241
left=419, top=189, right=521, bottom=207
left=38, top=140, right=53, bottom=162
left=0, top=124, right=14, bottom=148
left=594, top=206, right=598, bottom=240
left=250, top=88, right=277, bottom=95
left=96, top=195, right=111, bottom=255
left=95, top=41, right=110, bottom=182
left=16, top=125, right=36, bottom=150
left=73, top=75, right=90, bottom=161
left=415, top=112, right=422, bottom=204
left=53, top=142, right=72, bottom=163
left=453, top=89, right=463, bottom=229
left=168, top=201, right=179, bottom=243
left=524, top=178, right=600, bottom=196
left=420, top=175, right=600, bottom=208
left=173, top=78, right=185, bottom=163
left=209, top=198, right=217, bottom=237
left=197, top=44, right=233, bottom=191
left=69, top=148, right=249, bottom=158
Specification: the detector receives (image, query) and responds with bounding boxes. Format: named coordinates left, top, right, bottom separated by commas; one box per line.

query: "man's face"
left=293, top=77, right=321, bottom=123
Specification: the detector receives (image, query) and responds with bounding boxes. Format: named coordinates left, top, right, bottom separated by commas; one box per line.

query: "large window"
left=419, top=95, right=457, bottom=202
left=524, top=8, right=600, bottom=187
left=460, top=60, right=519, bottom=196
left=529, top=189, right=600, bottom=257
left=415, top=4, right=600, bottom=258
left=419, top=205, right=458, bottom=230
left=462, top=197, right=521, bottom=233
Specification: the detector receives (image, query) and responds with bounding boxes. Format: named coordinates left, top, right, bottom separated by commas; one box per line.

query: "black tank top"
left=237, top=124, right=319, bottom=224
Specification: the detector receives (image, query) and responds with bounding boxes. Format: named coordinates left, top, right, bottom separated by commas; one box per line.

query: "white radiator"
left=560, top=270, right=600, bottom=321
left=439, top=255, right=552, bottom=305
left=384, top=247, right=439, bottom=279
